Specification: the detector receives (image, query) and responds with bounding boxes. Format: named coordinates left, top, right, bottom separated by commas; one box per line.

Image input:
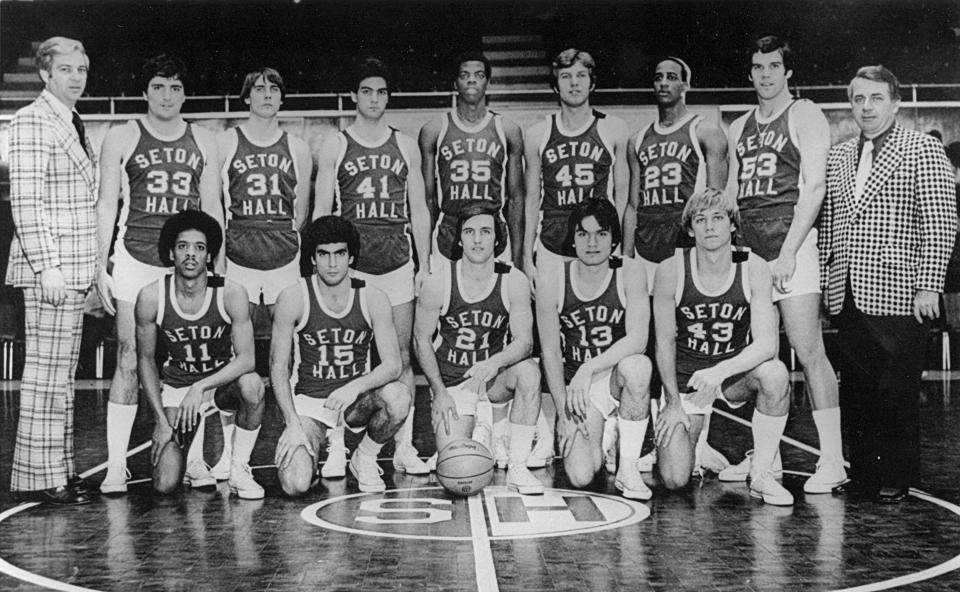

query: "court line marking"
left=468, top=492, right=499, bottom=592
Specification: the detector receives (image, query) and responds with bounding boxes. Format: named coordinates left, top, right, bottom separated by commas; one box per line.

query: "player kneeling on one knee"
left=536, top=199, right=655, bottom=501
left=139, top=211, right=266, bottom=499
left=414, top=204, right=544, bottom=494
left=652, top=188, right=793, bottom=506
left=271, top=216, right=412, bottom=497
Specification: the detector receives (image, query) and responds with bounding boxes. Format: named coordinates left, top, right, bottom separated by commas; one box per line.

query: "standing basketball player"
left=137, top=211, right=265, bottom=499
left=96, top=55, right=221, bottom=494
left=523, top=48, right=629, bottom=282
left=536, top=199, right=653, bottom=500
left=211, top=67, right=312, bottom=480
left=621, top=57, right=731, bottom=476
left=653, top=189, right=792, bottom=506
left=414, top=203, right=544, bottom=494
left=271, top=216, right=411, bottom=496
left=724, top=36, right=845, bottom=494
left=314, top=58, right=432, bottom=477
left=419, top=52, right=525, bottom=265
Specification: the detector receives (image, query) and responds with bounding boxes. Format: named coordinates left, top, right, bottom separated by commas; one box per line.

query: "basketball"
left=436, top=438, right=495, bottom=497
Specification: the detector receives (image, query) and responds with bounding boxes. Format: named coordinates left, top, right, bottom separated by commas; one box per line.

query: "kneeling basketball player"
left=271, top=216, right=410, bottom=496
left=137, top=211, right=265, bottom=499
left=653, top=189, right=792, bottom=505
left=536, top=199, right=654, bottom=500
left=414, top=203, right=544, bottom=495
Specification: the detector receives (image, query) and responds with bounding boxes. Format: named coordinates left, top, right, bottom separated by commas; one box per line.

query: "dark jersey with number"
left=674, top=248, right=752, bottom=387
left=435, top=111, right=509, bottom=260
left=157, top=274, right=233, bottom=388
left=223, top=127, right=300, bottom=270
left=633, top=114, right=705, bottom=263
left=734, top=101, right=804, bottom=260
left=335, top=128, right=411, bottom=275
left=294, top=276, right=373, bottom=399
left=119, top=120, right=204, bottom=267
left=558, top=258, right=626, bottom=382
left=434, top=260, right=512, bottom=385
left=538, top=112, right=615, bottom=255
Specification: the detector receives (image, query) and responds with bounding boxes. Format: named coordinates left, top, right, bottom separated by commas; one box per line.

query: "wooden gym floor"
left=1, top=378, right=960, bottom=591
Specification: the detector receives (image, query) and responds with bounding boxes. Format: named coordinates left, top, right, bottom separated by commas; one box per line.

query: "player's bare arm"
left=535, top=262, right=577, bottom=449
left=417, top=118, right=441, bottom=224
left=771, top=101, right=830, bottom=292
left=270, top=283, right=314, bottom=467
left=603, top=117, right=630, bottom=218
left=133, top=281, right=170, bottom=466
left=312, top=133, right=341, bottom=220
left=651, top=255, right=691, bottom=446
left=400, top=133, right=432, bottom=282
left=503, top=120, right=527, bottom=264
left=724, top=115, right=748, bottom=197
left=195, top=127, right=224, bottom=272
left=94, top=123, right=134, bottom=315
left=621, top=134, right=641, bottom=257
left=412, top=270, right=457, bottom=435
left=290, top=135, right=314, bottom=231
left=522, top=120, right=548, bottom=278
left=697, top=119, right=730, bottom=191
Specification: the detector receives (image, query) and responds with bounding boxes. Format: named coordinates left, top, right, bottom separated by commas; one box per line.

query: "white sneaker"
left=228, top=461, right=265, bottom=500
left=602, top=417, right=618, bottom=473
left=718, top=450, right=782, bottom=482
left=493, top=434, right=510, bottom=470
left=393, top=444, right=432, bottom=475
left=349, top=452, right=386, bottom=493
left=615, top=460, right=653, bottom=501
left=321, top=444, right=348, bottom=479
left=506, top=465, right=544, bottom=495
left=695, top=441, right=730, bottom=475
left=803, top=456, right=848, bottom=494
left=425, top=452, right=438, bottom=472
left=182, top=459, right=217, bottom=488
left=526, top=432, right=554, bottom=468
left=637, top=450, right=657, bottom=473
left=210, top=454, right=231, bottom=481
left=750, top=471, right=794, bottom=506
left=100, top=462, right=130, bottom=494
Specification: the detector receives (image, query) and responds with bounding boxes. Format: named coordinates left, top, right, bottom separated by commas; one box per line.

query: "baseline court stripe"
left=468, top=493, right=499, bottom=592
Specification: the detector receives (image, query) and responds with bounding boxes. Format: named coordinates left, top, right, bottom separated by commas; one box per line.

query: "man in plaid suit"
left=820, top=65, right=957, bottom=503
left=6, top=37, right=97, bottom=504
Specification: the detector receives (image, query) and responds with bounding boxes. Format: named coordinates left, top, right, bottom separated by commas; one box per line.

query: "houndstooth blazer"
left=5, top=91, right=98, bottom=290
left=819, top=122, right=956, bottom=316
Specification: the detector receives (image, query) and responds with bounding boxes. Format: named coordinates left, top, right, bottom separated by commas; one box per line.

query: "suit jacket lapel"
left=848, top=124, right=904, bottom=220
left=37, top=94, right=96, bottom=191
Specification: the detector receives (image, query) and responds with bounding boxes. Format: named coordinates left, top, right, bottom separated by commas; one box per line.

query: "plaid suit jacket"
left=5, top=92, right=98, bottom=290
left=819, top=123, right=957, bottom=316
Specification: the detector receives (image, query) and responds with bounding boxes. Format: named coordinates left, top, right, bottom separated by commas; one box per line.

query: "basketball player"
left=653, top=189, right=792, bottom=506
left=413, top=203, right=544, bottom=494
left=536, top=199, right=653, bottom=500
left=621, top=57, right=731, bottom=477
left=724, top=36, right=845, bottom=493
left=523, top=48, right=629, bottom=283
left=137, top=211, right=265, bottom=499
left=419, top=52, right=524, bottom=264
left=271, top=216, right=411, bottom=496
left=314, top=58, right=432, bottom=477
left=210, top=67, right=312, bottom=480
left=96, top=55, right=221, bottom=494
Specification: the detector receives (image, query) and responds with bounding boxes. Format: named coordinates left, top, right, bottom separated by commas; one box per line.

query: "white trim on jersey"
left=688, top=115, right=708, bottom=194
left=156, top=274, right=167, bottom=327
left=450, top=110, right=494, bottom=133
left=652, top=111, right=698, bottom=136
left=556, top=259, right=566, bottom=313
left=438, top=260, right=453, bottom=316
left=168, top=273, right=214, bottom=321
left=785, top=100, right=807, bottom=197
left=294, top=278, right=311, bottom=333
left=674, top=248, right=685, bottom=306
left=616, top=266, right=626, bottom=308
left=570, top=261, right=614, bottom=304
left=219, top=128, right=241, bottom=224
left=742, top=253, right=753, bottom=303
left=116, top=120, right=142, bottom=239
left=502, top=267, right=520, bottom=314
left=457, top=260, right=500, bottom=304
left=344, top=126, right=392, bottom=149
left=633, top=122, right=653, bottom=156
left=358, top=284, right=372, bottom=325
left=689, top=247, right=738, bottom=298
left=311, top=275, right=355, bottom=319
left=394, top=129, right=414, bottom=223
left=332, top=132, right=349, bottom=215
left=553, top=113, right=596, bottom=138
left=216, top=280, right=231, bottom=324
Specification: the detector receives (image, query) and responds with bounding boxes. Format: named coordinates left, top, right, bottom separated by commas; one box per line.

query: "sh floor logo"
left=301, top=486, right=650, bottom=540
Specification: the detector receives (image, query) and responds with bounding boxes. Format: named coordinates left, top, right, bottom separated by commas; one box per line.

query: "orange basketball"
left=436, top=438, right=494, bottom=497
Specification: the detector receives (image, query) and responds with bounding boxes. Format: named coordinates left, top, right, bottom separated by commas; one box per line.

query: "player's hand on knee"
left=95, top=268, right=117, bottom=315
left=324, top=385, right=359, bottom=412
left=275, top=423, right=314, bottom=469
left=557, top=414, right=587, bottom=457
left=151, top=420, right=175, bottom=466
left=567, top=370, right=593, bottom=420
left=431, top=391, right=459, bottom=436
left=176, top=384, right=207, bottom=433
left=464, top=359, right=499, bottom=397
left=654, top=401, right=689, bottom=447
left=686, top=369, right=723, bottom=406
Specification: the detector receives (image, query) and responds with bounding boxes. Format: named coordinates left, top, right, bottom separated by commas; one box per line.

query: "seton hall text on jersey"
left=174, top=358, right=226, bottom=375
left=240, top=197, right=289, bottom=217
left=445, top=347, right=493, bottom=367
left=560, top=305, right=625, bottom=329
left=439, top=138, right=502, bottom=161
left=145, top=196, right=196, bottom=214
left=301, top=327, right=369, bottom=347
left=232, top=152, right=293, bottom=175
left=642, top=187, right=684, bottom=207
left=443, top=310, right=507, bottom=331
left=736, top=130, right=788, bottom=157
left=679, top=302, right=747, bottom=323
left=637, top=141, right=692, bottom=167
left=133, top=148, right=202, bottom=171
left=163, top=324, right=227, bottom=343
left=543, top=140, right=606, bottom=165
left=342, top=154, right=405, bottom=177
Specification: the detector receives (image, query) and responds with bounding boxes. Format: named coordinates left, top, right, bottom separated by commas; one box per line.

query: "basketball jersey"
left=335, top=128, right=412, bottom=275
left=222, top=127, right=300, bottom=270
left=674, top=248, right=752, bottom=385
left=434, top=111, right=509, bottom=260
left=293, top=276, right=373, bottom=399
left=633, top=114, right=706, bottom=263
left=734, top=100, right=804, bottom=260
left=157, top=274, right=233, bottom=389
left=118, top=120, right=205, bottom=267
left=558, top=258, right=626, bottom=382
left=538, top=112, right=615, bottom=255
left=434, top=260, right=512, bottom=385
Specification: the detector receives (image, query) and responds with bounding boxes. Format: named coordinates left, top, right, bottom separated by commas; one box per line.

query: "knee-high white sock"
left=187, top=418, right=205, bottom=464
left=327, top=425, right=345, bottom=450
left=812, top=407, right=843, bottom=462
left=618, top=417, right=649, bottom=462
left=536, top=409, right=554, bottom=439
left=394, top=408, right=415, bottom=445
left=357, top=433, right=384, bottom=459
left=107, top=402, right=138, bottom=465
left=220, top=412, right=236, bottom=459
left=696, top=412, right=712, bottom=450
left=508, top=423, right=536, bottom=467
left=751, top=410, right=788, bottom=476
left=232, top=426, right=260, bottom=465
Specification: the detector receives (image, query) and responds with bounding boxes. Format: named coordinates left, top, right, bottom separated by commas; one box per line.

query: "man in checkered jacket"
left=820, top=65, right=957, bottom=503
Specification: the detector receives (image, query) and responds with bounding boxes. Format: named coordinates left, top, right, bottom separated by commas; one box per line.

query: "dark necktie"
left=72, top=111, right=88, bottom=155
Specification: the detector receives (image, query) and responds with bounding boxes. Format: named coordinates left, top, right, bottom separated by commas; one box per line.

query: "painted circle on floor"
left=300, top=485, right=651, bottom=540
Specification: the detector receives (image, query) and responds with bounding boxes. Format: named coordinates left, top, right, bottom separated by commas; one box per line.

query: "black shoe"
left=876, top=486, right=909, bottom=504
left=16, top=486, right=93, bottom=505
left=67, top=475, right=90, bottom=495
left=832, top=479, right=878, bottom=498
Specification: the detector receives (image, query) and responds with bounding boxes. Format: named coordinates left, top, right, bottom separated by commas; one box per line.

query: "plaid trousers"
left=11, top=287, right=86, bottom=492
